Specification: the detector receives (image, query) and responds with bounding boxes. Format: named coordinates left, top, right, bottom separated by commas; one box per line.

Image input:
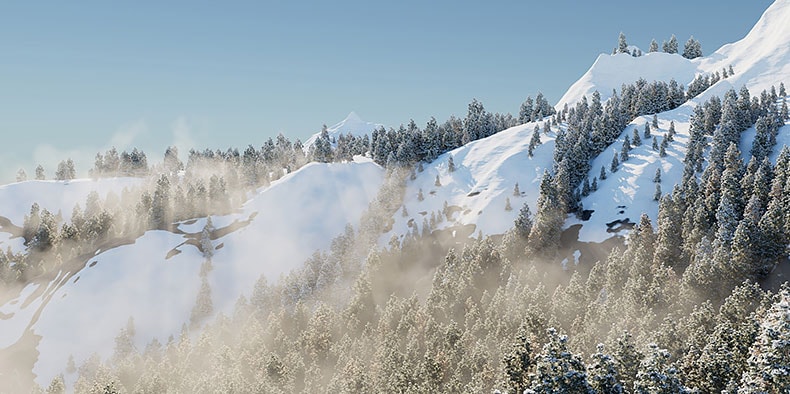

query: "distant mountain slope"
left=303, top=112, right=384, bottom=149
left=0, top=160, right=383, bottom=387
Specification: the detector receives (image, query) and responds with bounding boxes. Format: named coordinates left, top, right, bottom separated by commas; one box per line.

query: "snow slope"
left=0, top=160, right=384, bottom=387
left=560, top=0, right=790, bottom=242
left=303, top=112, right=384, bottom=149
left=558, top=0, right=790, bottom=111
left=386, top=0, right=790, bottom=245
left=384, top=120, right=556, bottom=245
left=696, top=0, right=790, bottom=98
left=557, top=52, right=698, bottom=109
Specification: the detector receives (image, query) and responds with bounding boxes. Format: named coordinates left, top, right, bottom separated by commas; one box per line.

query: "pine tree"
left=505, top=197, right=513, bottom=212
left=653, top=168, right=661, bottom=183
left=519, top=96, right=535, bottom=124
left=528, top=124, right=542, bottom=157
left=611, top=153, right=620, bottom=173
left=652, top=136, right=659, bottom=151
left=660, top=137, right=668, bottom=157
left=514, top=183, right=521, bottom=197
left=527, top=171, right=564, bottom=254
left=738, top=288, right=790, bottom=393
left=503, top=329, right=534, bottom=394
left=55, top=159, right=76, bottom=181
left=531, top=328, right=593, bottom=393
left=417, top=188, right=424, bottom=202
left=618, top=32, right=629, bottom=54
left=588, top=344, right=624, bottom=394
left=653, top=184, right=662, bottom=201
left=16, top=169, right=27, bottom=182
left=614, top=332, right=642, bottom=392
left=600, top=165, right=607, bottom=180
left=514, top=202, right=533, bottom=238
left=634, top=344, right=689, bottom=393
left=435, top=175, right=441, bottom=187
left=649, top=39, right=659, bottom=53
left=682, top=36, right=703, bottom=59
left=35, top=165, right=46, bottom=180
left=632, top=129, right=642, bottom=147
left=663, top=34, right=678, bottom=54
left=621, top=135, right=631, bottom=162
left=591, top=177, right=598, bottom=191
left=652, top=114, right=659, bottom=129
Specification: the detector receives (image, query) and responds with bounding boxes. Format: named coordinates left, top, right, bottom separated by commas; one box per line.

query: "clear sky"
left=0, top=0, right=775, bottom=181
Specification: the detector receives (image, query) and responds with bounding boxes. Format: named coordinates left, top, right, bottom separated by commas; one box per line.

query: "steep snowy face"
left=303, top=112, right=384, bottom=149
left=697, top=0, right=790, bottom=97
left=384, top=120, right=556, bottom=246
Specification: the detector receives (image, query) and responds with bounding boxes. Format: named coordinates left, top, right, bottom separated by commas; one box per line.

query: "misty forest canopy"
left=1, top=23, right=790, bottom=394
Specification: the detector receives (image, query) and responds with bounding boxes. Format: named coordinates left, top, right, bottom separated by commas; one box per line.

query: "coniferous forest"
left=1, top=24, right=790, bottom=394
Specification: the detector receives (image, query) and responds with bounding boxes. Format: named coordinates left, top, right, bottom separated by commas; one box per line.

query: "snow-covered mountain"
left=388, top=0, right=790, bottom=246
left=303, top=111, right=384, bottom=149
left=0, top=160, right=383, bottom=387
left=2, top=0, right=790, bottom=389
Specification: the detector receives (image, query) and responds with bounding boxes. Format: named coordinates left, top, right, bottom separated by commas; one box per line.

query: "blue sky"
left=0, top=0, right=774, bottom=180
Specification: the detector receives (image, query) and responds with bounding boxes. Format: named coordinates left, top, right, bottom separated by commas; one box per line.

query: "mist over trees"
left=2, top=28, right=790, bottom=393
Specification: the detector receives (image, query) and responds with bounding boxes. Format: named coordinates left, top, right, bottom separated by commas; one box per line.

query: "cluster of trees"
left=91, top=148, right=150, bottom=177
left=366, top=96, right=553, bottom=168
left=616, top=33, right=703, bottom=59
left=547, top=74, right=710, bottom=216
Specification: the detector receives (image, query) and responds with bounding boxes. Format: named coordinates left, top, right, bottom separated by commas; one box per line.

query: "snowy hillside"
left=539, top=0, right=790, bottom=243
left=384, top=120, right=555, bottom=246
left=0, top=160, right=383, bottom=387
left=696, top=0, right=790, bottom=98
left=303, top=112, right=383, bottom=149
left=557, top=52, right=698, bottom=110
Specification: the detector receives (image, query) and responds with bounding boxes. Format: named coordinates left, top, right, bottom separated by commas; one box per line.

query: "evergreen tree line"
left=613, top=32, right=703, bottom=59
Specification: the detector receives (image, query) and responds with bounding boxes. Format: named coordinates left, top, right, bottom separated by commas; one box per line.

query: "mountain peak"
left=343, top=111, right=363, bottom=123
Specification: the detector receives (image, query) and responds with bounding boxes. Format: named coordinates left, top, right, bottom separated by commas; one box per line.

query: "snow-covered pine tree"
left=528, top=124, right=542, bottom=157
left=617, top=32, right=628, bottom=54
left=518, top=96, right=534, bottom=124
left=663, top=34, right=678, bottom=54
left=632, top=129, right=642, bottom=147
left=682, top=36, right=702, bottom=59
left=649, top=39, right=659, bottom=53
left=35, top=165, right=46, bottom=180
